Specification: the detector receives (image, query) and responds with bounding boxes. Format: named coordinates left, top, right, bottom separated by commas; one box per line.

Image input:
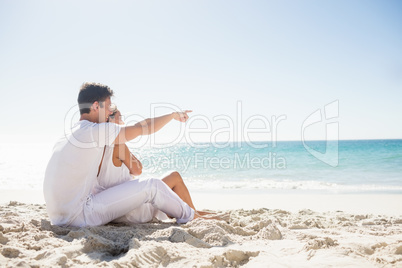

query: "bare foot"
left=196, top=210, right=217, bottom=216
left=192, top=211, right=228, bottom=222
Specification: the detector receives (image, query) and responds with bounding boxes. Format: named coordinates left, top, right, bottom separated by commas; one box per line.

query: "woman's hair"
left=77, top=82, right=114, bottom=115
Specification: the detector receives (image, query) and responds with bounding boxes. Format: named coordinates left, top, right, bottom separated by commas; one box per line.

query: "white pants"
left=70, top=178, right=194, bottom=227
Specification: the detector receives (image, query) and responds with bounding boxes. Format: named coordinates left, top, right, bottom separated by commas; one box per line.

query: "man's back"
left=43, top=120, right=120, bottom=226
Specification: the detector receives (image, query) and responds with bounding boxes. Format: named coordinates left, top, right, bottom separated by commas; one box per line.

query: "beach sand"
left=0, top=191, right=402, bottom=267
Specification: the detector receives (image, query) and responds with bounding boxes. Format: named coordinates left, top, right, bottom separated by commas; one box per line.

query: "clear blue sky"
left=1, top=0, right=401, bottom=144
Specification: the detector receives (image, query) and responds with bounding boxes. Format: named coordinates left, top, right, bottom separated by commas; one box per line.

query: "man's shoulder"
left=68, top=120, right=120, bottom=148
left=75, top=120, right=106, bottom=132
left=78, top=119, right=95, bottom=127
left=79, top=120, right=116, bottom=128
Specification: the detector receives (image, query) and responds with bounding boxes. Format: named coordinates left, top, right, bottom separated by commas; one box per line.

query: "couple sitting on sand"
left=44, top=82, right=215, bottom=227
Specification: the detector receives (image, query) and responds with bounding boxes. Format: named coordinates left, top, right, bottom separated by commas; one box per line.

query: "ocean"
left=0, top=140, right=401, bottom=194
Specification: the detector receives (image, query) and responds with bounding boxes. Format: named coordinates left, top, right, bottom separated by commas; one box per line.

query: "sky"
left=1, top=0, right=401, bottom=145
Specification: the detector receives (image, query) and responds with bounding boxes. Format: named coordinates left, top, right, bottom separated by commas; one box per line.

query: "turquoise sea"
left=135, top=139, right=402, bottom=193
left=0, top=140, right=401, bottom=194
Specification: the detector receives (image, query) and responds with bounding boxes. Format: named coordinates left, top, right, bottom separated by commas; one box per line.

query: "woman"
left=96, top=107, right=214, bottom=223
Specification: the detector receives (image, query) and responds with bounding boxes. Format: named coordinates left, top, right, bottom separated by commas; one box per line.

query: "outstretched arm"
left=113, top=110, right=191, bottom=144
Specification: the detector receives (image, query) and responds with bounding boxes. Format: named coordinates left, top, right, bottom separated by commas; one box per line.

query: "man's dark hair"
left=78, top=82, right=114, bottom=115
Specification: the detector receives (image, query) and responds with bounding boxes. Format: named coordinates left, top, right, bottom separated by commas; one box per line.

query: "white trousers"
left=70, top=178, right=194, bottom=227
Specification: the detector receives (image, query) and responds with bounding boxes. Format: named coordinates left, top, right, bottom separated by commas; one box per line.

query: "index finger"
left=183, top=110, right=192, bottom=113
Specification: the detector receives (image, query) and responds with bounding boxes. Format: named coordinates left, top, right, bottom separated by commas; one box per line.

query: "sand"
left=2, top=189, right=402, bottom=215
left=1, top=200, right=402, bottom=267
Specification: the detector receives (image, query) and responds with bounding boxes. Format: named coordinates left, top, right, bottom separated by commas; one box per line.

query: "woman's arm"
left=126, top=147, right=143, bottom=176
left=113, top=143, right=143, bottom=176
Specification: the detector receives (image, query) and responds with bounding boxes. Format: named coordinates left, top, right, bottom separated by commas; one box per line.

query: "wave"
left=184, top=177, right=402, bottom=193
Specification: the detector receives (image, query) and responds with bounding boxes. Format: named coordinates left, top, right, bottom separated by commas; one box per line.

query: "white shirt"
left=94, top=145, right=132, bottom=194
left=43, top=120, right=121, bottom=226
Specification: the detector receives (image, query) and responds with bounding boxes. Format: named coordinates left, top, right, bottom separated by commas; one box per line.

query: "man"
left=43, top=82, right=194, bottom=227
